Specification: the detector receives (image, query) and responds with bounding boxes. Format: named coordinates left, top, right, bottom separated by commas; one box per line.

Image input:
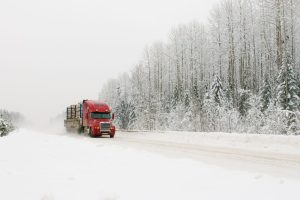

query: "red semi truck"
left=64, top=100, right=116, bottom=138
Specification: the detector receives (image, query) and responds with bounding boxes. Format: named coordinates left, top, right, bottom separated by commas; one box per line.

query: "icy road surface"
left=0, top=129, right=300, bottom=200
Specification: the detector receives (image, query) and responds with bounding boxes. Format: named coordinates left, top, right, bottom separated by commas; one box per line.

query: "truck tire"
left=110, top=134, right=114, bottom=138
left=78, top=126, right=84, bottom=134
left=88, top=128, right=94, bottom=138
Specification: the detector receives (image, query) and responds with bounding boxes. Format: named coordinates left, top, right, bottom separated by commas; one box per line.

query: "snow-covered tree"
left=276, top=59, right=300, bottom=133
left=276, top=63, right=299, bottom=109
left=0, top=117, right=14, bottom=137
left=296, top=73, right=300, bottom=109
left=184, top=91, right=191, bottom=109
left=202, top=95, right=217, bottom=131
left=238, top=90, right=251, bottom=117
left=259, top=77, right=272, bottom=112
left=172, top=85, right=183, bottom=109
left=115, top=100, right=136, bottom=130
left=210, top=75, right=224, bottom=106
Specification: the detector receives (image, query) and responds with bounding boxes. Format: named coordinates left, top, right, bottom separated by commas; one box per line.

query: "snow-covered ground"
left=0, top=129, right=300, bottom=200
left=118, top=130, right=300, bottom=154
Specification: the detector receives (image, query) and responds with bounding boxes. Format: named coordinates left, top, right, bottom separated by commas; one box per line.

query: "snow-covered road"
left=114, top=131, right=300, bottom=179
left=0, top=129, right=299, bottom=200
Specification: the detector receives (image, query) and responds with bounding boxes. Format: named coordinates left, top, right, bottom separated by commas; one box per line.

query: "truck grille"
left=100, top=122, right=111, bottom=132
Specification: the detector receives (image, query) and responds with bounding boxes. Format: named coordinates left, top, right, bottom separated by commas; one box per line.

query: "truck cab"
left=82, top=100, right=116, bottom=138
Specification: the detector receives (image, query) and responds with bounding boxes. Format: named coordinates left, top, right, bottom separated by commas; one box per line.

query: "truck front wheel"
left=110, top=134, right=114, bottom=138
left=88, top=128, right=94, bottom=138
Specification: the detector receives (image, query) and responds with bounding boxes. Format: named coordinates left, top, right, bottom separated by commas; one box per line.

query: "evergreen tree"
left=223, top=84, right=234, bottom=109
left=172, top=85, right=182, bottom=108
left=184, top=91, right=190, bottom=109
left=259, top=77, right=272, bottom=112
left=276, top=64, right=299, bottom=111
left=276, top=60, right=300, bottom=132
left=191, top=78, right=199, bottom=100
left=202, top=94, right=216, bottom=131
left=210, top=75, right=224, bottom=106
left=190, top=79, right=200, bottom=111
left=161, top=95, right=171, bottom=114
left=296, top=73, right=300, bottom=109
left=238, top=90, right=251, bottom=117
left=0, top=117, right=14, bottom=137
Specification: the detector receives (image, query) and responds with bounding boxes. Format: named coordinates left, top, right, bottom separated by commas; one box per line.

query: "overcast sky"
left=0, top=0, right=219, bottom=124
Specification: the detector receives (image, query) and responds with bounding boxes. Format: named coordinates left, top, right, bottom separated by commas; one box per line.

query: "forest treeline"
left=100, top=0, right=300, bottom=134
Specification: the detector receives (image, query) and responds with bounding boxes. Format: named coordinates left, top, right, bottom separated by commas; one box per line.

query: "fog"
left=0, top=0, right=219, bottom=125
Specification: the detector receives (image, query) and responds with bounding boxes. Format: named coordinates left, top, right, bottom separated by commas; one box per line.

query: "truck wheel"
left=88, top=128, right=94, bottom=138
left=78, top=126, right=84, bottom=134
left=110, top=134, right=114, bottom=138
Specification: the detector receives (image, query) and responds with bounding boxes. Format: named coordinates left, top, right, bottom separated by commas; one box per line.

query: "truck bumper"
left=92, top=129, right=114, bottom=137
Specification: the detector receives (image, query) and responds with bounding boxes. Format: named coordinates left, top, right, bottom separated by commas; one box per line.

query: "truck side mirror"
left=112, top=113, right=115, bottom=120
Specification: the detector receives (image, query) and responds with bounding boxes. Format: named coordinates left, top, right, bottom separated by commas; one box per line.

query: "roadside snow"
left=0, top=129, right=299, bottom=200
left=120, top=130, right=300, bottom=155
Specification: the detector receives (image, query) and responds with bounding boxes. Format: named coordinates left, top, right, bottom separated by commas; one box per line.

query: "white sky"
left=0, top=0, right=219, bottom=124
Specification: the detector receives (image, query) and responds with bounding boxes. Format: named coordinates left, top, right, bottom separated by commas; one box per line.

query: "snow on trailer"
left=64, top=100, right=116, bottom=138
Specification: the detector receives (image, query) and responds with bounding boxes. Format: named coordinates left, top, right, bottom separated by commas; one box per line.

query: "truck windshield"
left=91, top=112, right=111, bottom=119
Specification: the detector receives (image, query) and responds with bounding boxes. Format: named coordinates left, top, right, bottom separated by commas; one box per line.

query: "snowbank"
left=120, top=130, right=300, bottom=155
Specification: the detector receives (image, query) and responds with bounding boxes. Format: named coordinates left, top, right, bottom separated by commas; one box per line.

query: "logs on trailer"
left=66, top=104, right=81, bottom=119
